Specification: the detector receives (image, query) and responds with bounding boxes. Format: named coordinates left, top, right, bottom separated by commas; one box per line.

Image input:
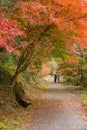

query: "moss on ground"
left=0, top=84, right=32, bottom=130
left=0, top=66, right=43, bottom=130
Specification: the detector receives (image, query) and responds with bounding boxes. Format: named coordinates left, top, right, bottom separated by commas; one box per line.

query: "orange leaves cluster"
left=1, top=0, right=87, bottom=55
left=16, top=0, right=87, bottom=41
left=17, top=1, right=47, bottom=25
left=40, top=63, right=51, bottom=77
left=67, top=55, right=79, bottom=65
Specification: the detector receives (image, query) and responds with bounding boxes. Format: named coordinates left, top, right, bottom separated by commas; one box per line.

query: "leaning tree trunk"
left=11, top=69, right=20, bottom=87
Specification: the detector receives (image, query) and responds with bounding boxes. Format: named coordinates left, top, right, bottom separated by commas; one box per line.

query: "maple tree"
left=58, top=41, right=87, bottom=86
left=72, top=43, right=87, bottom=86
left=9, top=0, right=87, bottom=86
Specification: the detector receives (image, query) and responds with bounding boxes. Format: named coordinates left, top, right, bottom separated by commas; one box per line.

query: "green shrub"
left=80, top=73, right=87, bottom=88
left=0, top=100, right=4, bottom=105
left=81, top=79, right=87, bottom=88
left=71, top=76, right=80, bottom=86
left=0, top=122, right=7, bottom=129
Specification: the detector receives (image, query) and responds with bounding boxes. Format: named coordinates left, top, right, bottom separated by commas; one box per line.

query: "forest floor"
left=21, top=82, right=87, bottom=130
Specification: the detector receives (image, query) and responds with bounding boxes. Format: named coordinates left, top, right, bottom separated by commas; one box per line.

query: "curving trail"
left=21, top=83, right=87, bottom=130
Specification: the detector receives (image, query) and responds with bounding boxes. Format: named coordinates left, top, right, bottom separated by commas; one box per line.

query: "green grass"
left=38, top=82, right=46, bottom=88
left=2, top=118, right=20, bottom=130
left=0, top=122, right=7, bottom=129
left=80, top=90, right=87, bottom=111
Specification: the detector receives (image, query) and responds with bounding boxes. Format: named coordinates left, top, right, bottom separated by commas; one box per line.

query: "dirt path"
left=21, top=83, right=87, bottom=130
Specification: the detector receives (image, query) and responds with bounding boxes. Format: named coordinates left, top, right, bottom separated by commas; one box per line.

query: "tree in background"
left=58, top=42, right=87, bottom=87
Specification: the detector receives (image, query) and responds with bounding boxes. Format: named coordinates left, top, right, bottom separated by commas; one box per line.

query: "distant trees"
left=58, top=43, right=87, bottom=87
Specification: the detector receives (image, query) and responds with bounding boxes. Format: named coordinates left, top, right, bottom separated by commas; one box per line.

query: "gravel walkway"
left=21, top=83, right=87, bottom=130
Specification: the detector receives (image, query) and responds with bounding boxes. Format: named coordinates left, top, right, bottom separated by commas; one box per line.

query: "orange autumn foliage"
left=16, top=0, right=87, bottom=52
left=67, top=56, right=79, bottom=65
left=40, top=64, right=51, bottom=77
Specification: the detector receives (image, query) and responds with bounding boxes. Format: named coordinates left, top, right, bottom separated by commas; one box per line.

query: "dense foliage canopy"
left=0, top=0, right=87, bottom=86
